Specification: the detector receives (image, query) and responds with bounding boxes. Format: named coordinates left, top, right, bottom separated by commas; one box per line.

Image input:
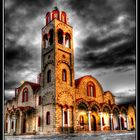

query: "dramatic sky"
left=5, top=0, right=136, bottom=104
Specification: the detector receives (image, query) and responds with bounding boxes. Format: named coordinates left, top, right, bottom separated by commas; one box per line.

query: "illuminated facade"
left=4, top=7, right=136, bottom=135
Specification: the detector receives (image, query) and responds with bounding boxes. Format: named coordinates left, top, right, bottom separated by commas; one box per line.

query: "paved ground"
left=5, top=130, right=136, bottom=140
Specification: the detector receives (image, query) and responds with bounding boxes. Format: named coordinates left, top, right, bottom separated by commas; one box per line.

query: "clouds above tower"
left=4, top=0, right=136, bottom=104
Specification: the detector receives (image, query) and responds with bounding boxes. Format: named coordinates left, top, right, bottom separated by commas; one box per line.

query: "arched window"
left=38, top=116, right=41, bottom=127
left=47, top=70, right=51, bottom=83
left=46, top=12, right=51, bottom=25
left=87, top=82, right=96, bottom=97
left=65, top=33, right=71, bottom=48
left=64, top=111, right=68, bottom=124
left=80, top=115, right=84, bottom=125
left=46, top=112, right=50, bottom=125
left=131, top=117, right=134, bottom=125
left=62, top=69, right=67, bottom=81
left=108, top=100, right=111, bottom=105
left=61, top=11, right=66, bottom=23
left=57, top=29, right=63, bottom=44
left=49, top=29, right=54, bottom=46
left=52, top=9, right=59, bottom=20
left=102, top=117, right=105, bottom=125
left=90, top=85, right=94, bottom=97
left=38, top=96, right=42, bottom=105
left=22, top=88, right=28, bottom=102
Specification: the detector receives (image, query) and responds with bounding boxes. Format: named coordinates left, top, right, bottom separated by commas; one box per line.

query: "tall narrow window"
left=131, top=117, right=134, bottom=125
left=26, top=91, right=28, bottom=102
left=46, top=112, right=50, bottom=125
left=102, top=117, right=105, bottom=125
left=57, top=29, right=63, bottom=44
left=64, top=111, right=68, bottom=124
left=90, top=86, right=94, bottom=97
left=38, top=116, right=41, bottom=127
left=39, top=96, right=41, bottom=105
left=62, top=69, right=67, bottom=81
left=22, top=88, right=28, bottom=102
left=49, top=29, right=54, bottom=46
left=47, top=70, right=51, bottom=83
left=108, top=100, right=111, bottom=105
left=87, top=82, right=96, bottom=97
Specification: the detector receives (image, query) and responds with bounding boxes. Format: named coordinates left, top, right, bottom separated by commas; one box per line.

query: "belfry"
left=4, top=7, right=136, bottom=135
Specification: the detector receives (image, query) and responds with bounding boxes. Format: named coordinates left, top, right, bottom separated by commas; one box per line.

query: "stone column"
left=67, top=108, right=70, bottom=127
left=8, top=115, right=11, bottom=134
left=99, top=112, right=103, bottom=130
left=110, top=113, right=113, bottom=130
left=19, top=112, right=23, bottom=134
left=119, top=114, right=122, bottom=130
left=126, top=115, right=129, bottom=130
left=88, top=111, right=91, bottom=131
left=63, top=34, right=65, bottom=45
left=13, top=115, right=17, bottom=133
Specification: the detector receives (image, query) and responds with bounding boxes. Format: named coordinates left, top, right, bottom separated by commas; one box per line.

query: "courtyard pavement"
left=4, top=130, right=136, bottom=140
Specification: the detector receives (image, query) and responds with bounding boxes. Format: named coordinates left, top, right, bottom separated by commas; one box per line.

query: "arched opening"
left=77, top=102, right=88, bottom=130
left=121, top=109, right=127, bottom=130
left=48, top=29, right=54, bottom=46
left=113, top=108, right=119, bottom=130
left=47, top=70, right=51, bottom=83
left=61, top=11, right=66, bottom=23
left=102, top=106, right=111, bottom=130
left=91, top=115, right=96, bottom=131
left=57, top=29, right=63, bottom=45
left=46, top=12, right=51, bottom=25
left=62, top=69, right=67, bottom=81
left=64, top=111, right=68, bottom=124
left=52, top=9, right=59, bottom=20
left=65, top=33, right=71, bottom=48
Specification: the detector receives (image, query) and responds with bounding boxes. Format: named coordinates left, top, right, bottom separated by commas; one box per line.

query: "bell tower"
left=41, top=6, right=75, bottom=88
left=41, top=7, right=75, bottom=133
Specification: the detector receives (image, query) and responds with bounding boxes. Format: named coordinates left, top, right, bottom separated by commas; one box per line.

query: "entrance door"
left=23, top=118, right=26, bottom=133
left=91, top=115, right=96, bottom=131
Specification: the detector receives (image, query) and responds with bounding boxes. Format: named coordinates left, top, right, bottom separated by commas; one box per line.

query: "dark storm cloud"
left=4, top=0, right=52, bottom=93
left=67, top=0, right=135, bottom=71
left=5, top=45, right=33, bottom=70
left=76, top=39, right=135, bottom=69
left=68, top=0, right=135, bottom=25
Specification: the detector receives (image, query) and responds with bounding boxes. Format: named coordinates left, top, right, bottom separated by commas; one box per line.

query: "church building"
left=4, top=7, right=136, bottom=135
